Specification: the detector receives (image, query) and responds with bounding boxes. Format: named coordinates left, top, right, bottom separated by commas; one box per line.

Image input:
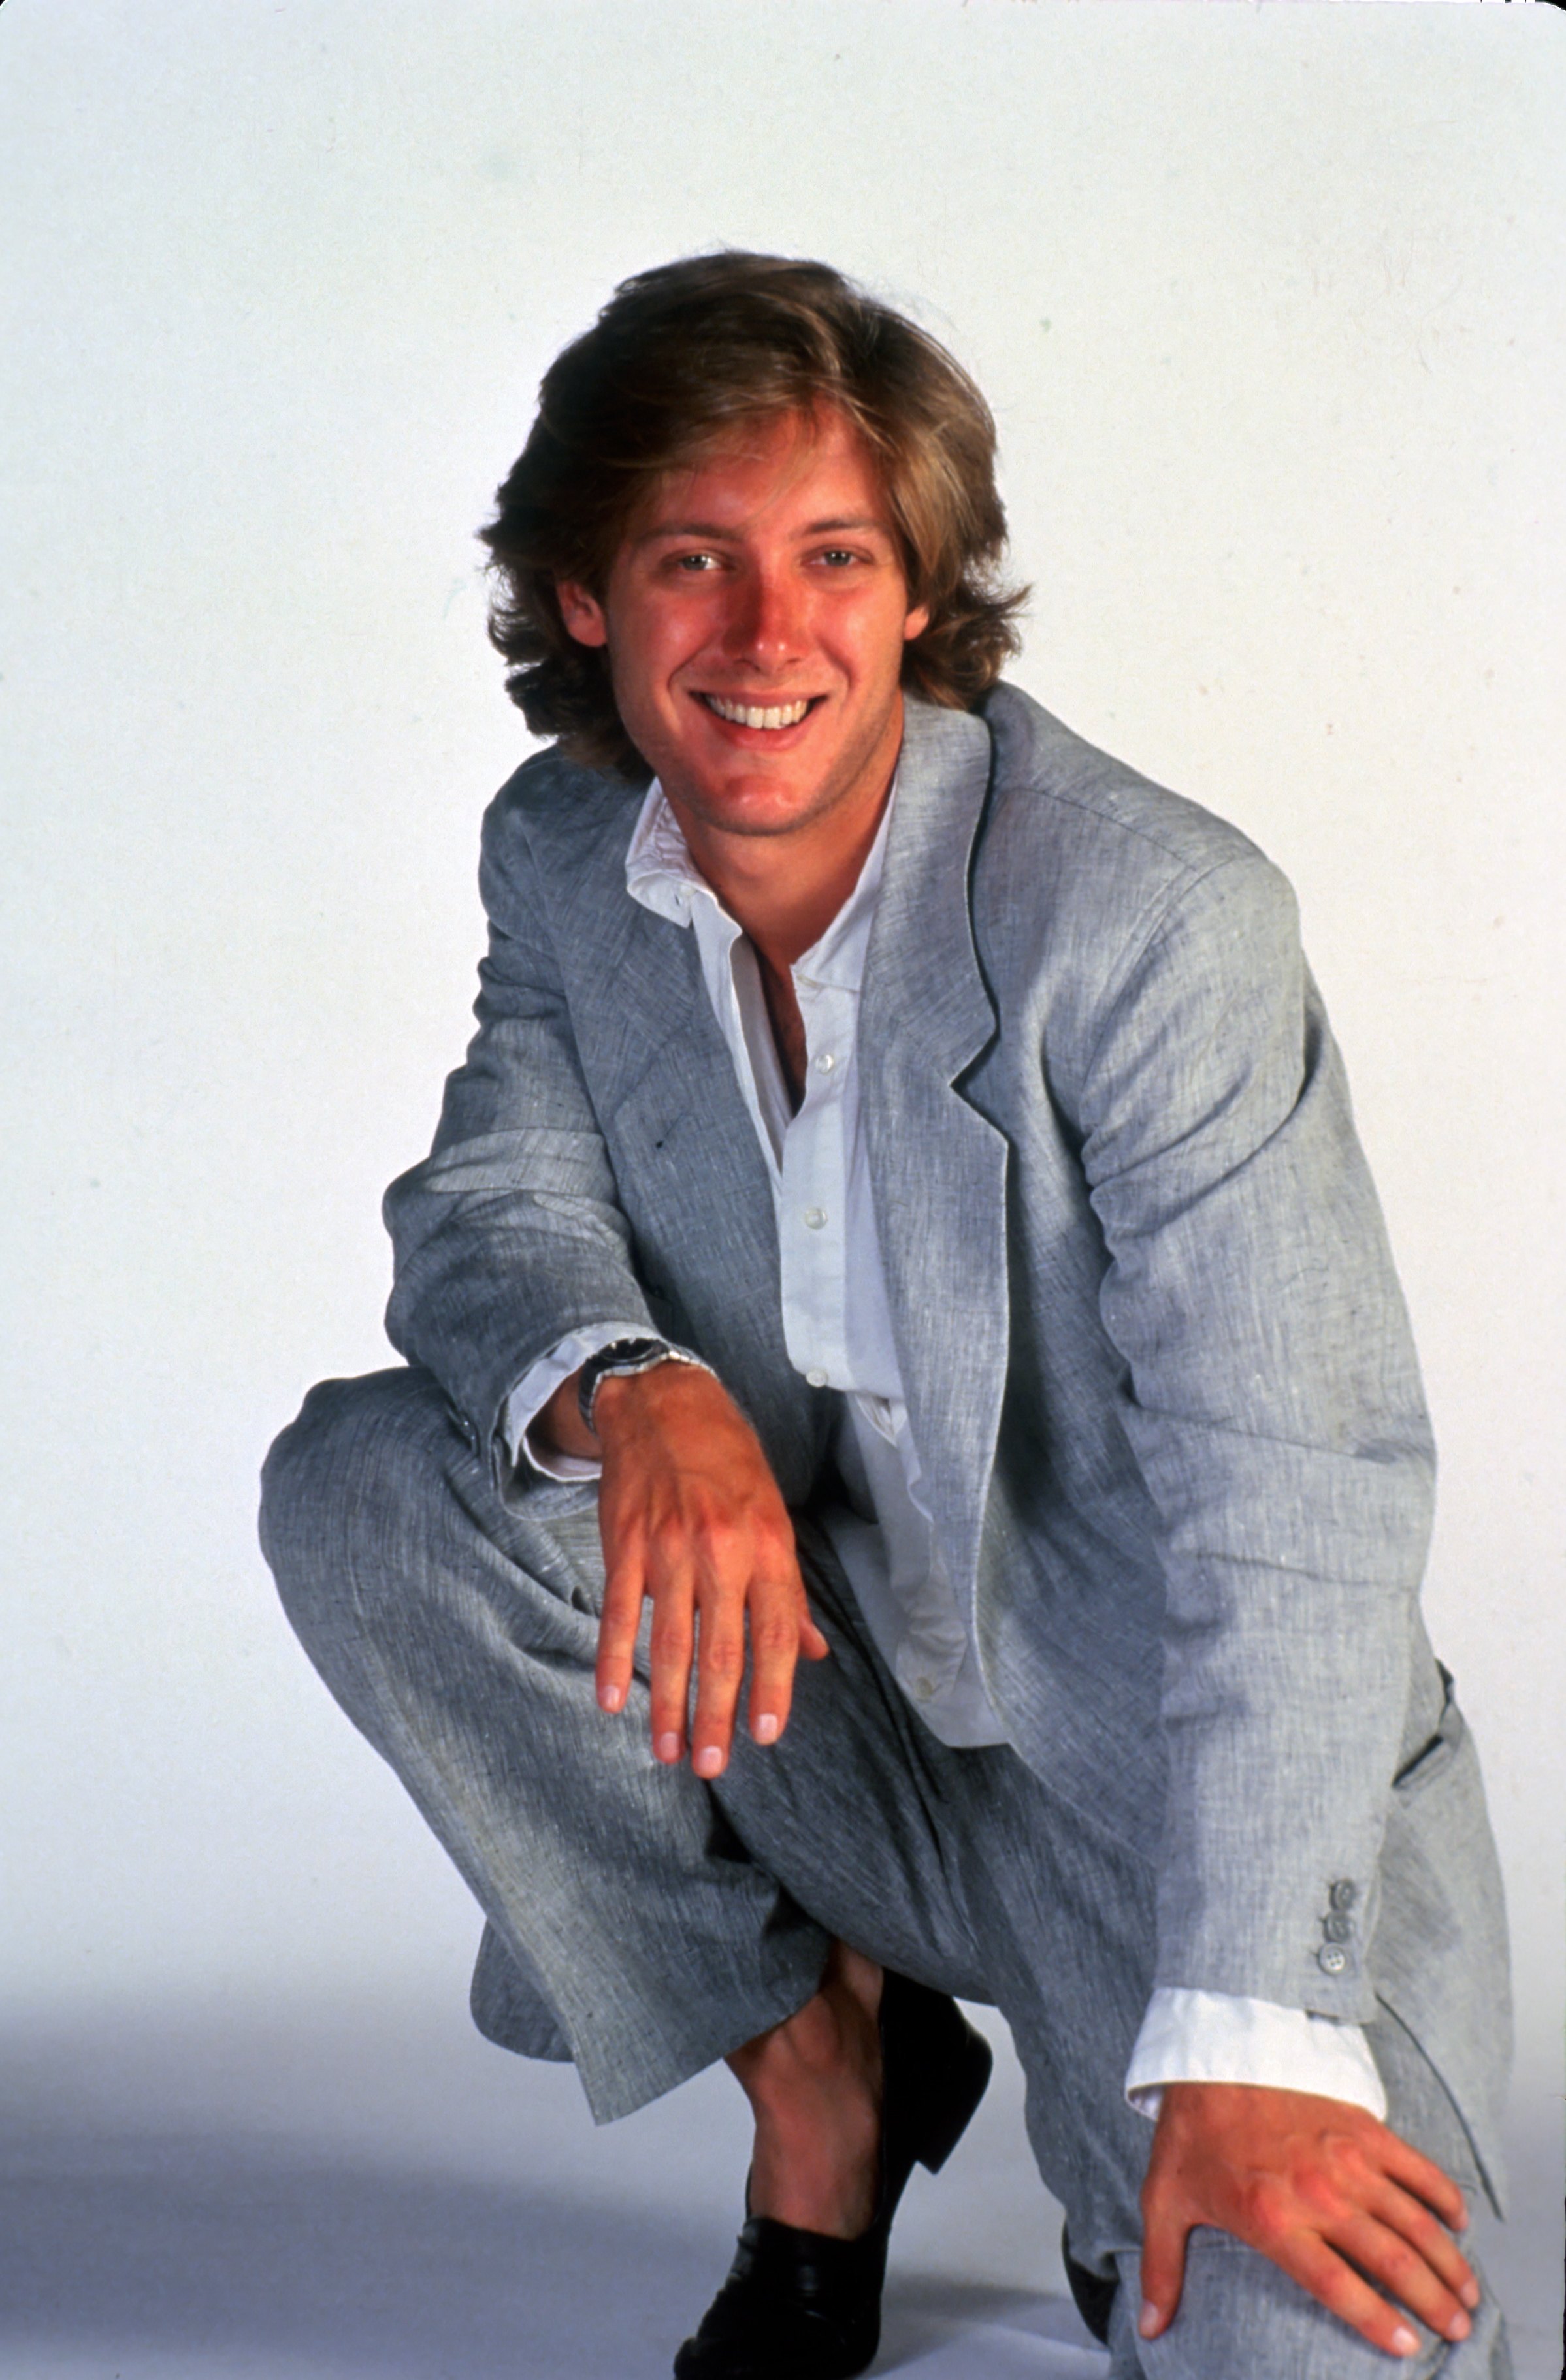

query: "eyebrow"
left=632, top=514, right=892, bottom=547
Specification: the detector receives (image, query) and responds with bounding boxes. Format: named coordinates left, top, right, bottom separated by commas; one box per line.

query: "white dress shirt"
left=506, top=775, right=1386, bottom=2123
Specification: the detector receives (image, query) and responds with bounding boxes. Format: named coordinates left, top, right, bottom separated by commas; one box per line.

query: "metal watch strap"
left=577, top=1337, right=710, bottom=1438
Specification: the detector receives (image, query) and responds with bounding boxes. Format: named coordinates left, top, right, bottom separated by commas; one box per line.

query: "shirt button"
left=913, top=1676, right=935, bottom=1701
left=806, top=1368, right=828, bottom=1389
left=1323, top=1912, right=1354, bottom=1944
left=814, top=1051, right=837, bottom=1073
left=1317, top=1944, right=1349, bottom=1976
left=1329, top=1879, right=1358, bottom=1913
left=803, top=1207, right=827, bottom=1230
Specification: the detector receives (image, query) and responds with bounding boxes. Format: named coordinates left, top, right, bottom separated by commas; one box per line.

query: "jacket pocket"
left=1371, top=1669, right=1511, bottom=2216
left=1391, top=1662, right=1465, bottom=1797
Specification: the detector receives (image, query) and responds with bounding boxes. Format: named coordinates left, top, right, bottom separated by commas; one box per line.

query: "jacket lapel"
left=529, top=715, right=1013, bottom=1535
left=536, top=787, right=821, bottom=1497
left=536, top=784, right=708, bottom=1091
left=861, top=700, right=1010, bottom=1608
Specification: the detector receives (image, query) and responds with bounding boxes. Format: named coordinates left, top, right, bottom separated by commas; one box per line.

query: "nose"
left=721, top=560, right=807, bottom=674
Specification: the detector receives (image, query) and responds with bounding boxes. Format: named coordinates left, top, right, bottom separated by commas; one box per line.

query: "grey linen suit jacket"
left=384, top=683, right=1510, bottom=2201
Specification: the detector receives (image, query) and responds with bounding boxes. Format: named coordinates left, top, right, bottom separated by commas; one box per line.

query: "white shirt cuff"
left=1124, top=1987, right=1388, bottom=2123
left=502, top=1323, right=653, bottom=1481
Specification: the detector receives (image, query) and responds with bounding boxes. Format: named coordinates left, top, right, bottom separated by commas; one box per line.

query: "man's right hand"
left=537, top=1361, right=829, bottom=1777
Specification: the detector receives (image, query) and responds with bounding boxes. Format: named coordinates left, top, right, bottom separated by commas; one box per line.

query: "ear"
left=556, top=579, right=610, bottom=649
left=903, top=602, right=931, bottom=643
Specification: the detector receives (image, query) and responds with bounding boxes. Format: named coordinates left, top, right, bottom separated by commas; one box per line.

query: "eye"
left=673, top=550, right=722, bottom=573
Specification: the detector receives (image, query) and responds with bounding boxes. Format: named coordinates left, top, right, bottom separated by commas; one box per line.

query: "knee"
left=258, top=1365, right=455, bottom=1633
left=1108, top=2234, right=1466, bottom=2379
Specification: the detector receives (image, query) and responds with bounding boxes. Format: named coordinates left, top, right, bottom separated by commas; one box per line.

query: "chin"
left=687, top=788, right=815, bottom=837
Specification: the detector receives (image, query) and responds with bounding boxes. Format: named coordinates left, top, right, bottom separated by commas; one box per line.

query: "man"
left=260, top=253, right=1512, bottom=2377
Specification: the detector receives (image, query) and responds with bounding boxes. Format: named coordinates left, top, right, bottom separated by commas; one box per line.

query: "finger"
left=1367, top=2178, right=1481, bottom=2312
left=646, top=1568, right=697, bottom=1764
left=742, top=1569, right=810, bottom=1747
left=689, top=1585, right=748, bottom=1779
left=594, top=1552, right=646, bottom=1714
left=1380, top=2133, right=1469, bottom=2235
left=1330, top=2209, right=1476, bottom=2347
left=1281, top=2232, right=1435, bottom=2362
left=798, top=1605, right=832, bottom=1663
left=1135, top=2181, right=1190, bottom=2340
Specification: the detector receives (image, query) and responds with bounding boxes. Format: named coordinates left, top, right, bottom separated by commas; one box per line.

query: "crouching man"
left=261, top=251, right=1513, bottom=2378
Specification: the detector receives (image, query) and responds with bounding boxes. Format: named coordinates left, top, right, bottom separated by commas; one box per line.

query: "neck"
left=697, top=795, right=889, bottom=969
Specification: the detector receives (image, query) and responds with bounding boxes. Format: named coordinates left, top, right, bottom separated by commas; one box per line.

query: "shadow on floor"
left=0, top=2123, right=1103, bottom=2379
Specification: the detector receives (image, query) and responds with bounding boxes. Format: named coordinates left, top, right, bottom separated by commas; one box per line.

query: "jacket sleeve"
left=1068, top=845, right=1434, bottom=2021
left=382, top=791, right=657, bottom=1486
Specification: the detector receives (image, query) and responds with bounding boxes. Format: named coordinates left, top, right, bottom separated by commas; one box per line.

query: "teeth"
left=704, top=696, right=811, bottom=730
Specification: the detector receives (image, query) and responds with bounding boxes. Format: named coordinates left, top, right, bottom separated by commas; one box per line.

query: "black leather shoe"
left=672, top=1972, right=994, bottom=2380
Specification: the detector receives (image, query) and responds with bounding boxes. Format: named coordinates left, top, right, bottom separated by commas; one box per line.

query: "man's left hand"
left=1138, top=2083, right=1480, bottom=2360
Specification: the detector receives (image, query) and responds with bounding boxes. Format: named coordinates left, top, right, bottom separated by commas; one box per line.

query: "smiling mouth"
left=699, top=694, right=818, bottom=731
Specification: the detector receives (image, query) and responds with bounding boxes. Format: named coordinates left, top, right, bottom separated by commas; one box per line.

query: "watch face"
left=579, top=1338, right=674, bottom=1434
left=599, top=1339, right=666, bottom=1371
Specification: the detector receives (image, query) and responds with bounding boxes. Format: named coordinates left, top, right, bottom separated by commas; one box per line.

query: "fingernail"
left=1460, top=2281, right=1481, bottom=2310
left=598, top=1683, right=624, bottom=1713
left=655, top=1733, right=681, bottom=1763
left=1137, top=2302, right=1161, bottom=2340
left=1446, top=2311, right=1471, bottom=2342
left=1390, top=2325, right=1420, bottom=2358
left=693, top=1745, right=724, bottom=1778
left=753, top=1713, right=779, bottom=1745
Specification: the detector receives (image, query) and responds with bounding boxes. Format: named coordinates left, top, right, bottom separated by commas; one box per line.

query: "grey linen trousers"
left=260, top=1365, right=1511, bottom=2379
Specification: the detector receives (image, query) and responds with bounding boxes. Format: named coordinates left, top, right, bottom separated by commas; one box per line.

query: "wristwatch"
left=576, top=1336, right=711, bottom=1437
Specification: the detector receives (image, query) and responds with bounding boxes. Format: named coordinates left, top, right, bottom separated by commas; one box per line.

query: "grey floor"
left=1, top=1997, right=1558, bottom=2379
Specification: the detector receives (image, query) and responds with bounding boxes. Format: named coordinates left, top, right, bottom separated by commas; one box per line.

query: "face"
left=556, top=409, right=929, bottom=854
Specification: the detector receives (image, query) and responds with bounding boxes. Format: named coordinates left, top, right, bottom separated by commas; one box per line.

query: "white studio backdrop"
left=2, top=0, right=1561, bottom=2345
